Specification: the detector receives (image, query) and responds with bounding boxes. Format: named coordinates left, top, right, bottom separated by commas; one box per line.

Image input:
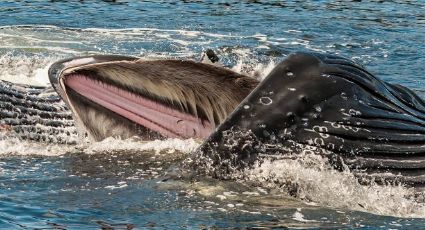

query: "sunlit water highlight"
left=1, top=1, right=425, bottom=228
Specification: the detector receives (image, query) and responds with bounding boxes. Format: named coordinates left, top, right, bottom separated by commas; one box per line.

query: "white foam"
left=82, top=27, right=243, bottom=39
left=242, top=154, right=425, bottom=218
left=0, top=25, right=60, bottom=30
left=82, top=137, right=201, bottom=155
left=292, top=208, right=316, bottom=222
left=0, top=138, right=77, bottom=156
left=0, top=25, right=285, bottom=82
left=0, top=32, right=82, bottom=45
left=0, top=53, right=60, bottom=86
left=229, top=48, right=277, bottom=80
left=0, top=45, right=80, bottom=54
left=0, top=137, right=201, bottom=158
left=253, top=33, right=268, bottom=42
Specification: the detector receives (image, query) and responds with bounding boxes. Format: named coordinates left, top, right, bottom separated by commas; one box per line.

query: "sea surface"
left=0, top=1, right=425, bottom=229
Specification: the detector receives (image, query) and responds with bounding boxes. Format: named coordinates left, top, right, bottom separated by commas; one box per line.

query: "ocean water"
left=0, top=1, right=425, bottom=229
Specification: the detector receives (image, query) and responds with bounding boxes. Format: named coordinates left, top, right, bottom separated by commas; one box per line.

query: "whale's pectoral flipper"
left=196, top=52, right=425, bottom=185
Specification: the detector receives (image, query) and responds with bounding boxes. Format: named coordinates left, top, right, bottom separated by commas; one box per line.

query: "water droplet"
left=299, top=95, right=308, bottom=103
left=349, top=109, right=362, bottom=116
left=340, top=92, right=348, bottom=100
left=259, top=97, right=272, bottom=105
left=243, top=104, right=250, bottom=110
left=288, top=87, right=296, bottom=91
left=315, top=106, right=322, bottom=112
left=286, top=71, right=294, bottom=77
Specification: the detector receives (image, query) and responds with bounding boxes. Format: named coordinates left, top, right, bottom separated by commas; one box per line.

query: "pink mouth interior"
left=64, top=74, right=213, bottom=139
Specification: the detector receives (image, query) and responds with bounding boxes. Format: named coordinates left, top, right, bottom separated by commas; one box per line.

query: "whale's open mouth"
left=64, top=73, right=213, bottom=139
left=49, top=55, right=257, bottom=141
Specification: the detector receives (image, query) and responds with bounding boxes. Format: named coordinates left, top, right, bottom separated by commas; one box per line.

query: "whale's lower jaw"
left=0, top=80, right=78, bottom=144
left=63, top=73, right=213, bottom=141
left=65, top=87, right=164, bottom=141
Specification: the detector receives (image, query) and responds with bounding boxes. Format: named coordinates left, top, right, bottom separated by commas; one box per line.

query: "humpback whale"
left=195, top=52, right=425, bottom=186
left=2, top=51, right=424, bottom=186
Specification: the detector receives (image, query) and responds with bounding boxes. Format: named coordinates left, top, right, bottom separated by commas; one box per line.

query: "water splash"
left=241, top=153, right=425, bottom=218
left=0, top=137, right=200, bottom=157
left=229, top=48, right=277, bottom=80
left=83, top=137, right=200, bottom=155
left=0, top=138, right=77, bottom=156
left=0, top=53, right=60, bottom=86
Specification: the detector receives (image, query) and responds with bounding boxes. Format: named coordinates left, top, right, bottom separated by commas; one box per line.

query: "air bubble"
left=286, top=71, right=294, bottom=77
left=243, top=105, right=250, bottom=110
left=259, top=97, right=272, bottom=105
left=288, top=87, right=297, bottom=91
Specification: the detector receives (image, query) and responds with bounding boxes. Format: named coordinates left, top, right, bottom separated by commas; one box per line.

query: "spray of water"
left=241, top=153, right=425, bottom=218
left=0, top=53, right=59, bottom=86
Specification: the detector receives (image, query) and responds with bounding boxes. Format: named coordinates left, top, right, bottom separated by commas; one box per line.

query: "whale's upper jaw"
left=48, top=55, right=138, bottom=93
left=48, top=55, right=257, bottom=141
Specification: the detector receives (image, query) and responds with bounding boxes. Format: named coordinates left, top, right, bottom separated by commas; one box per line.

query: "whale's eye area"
left=63, top=73, right=214, bottom=139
